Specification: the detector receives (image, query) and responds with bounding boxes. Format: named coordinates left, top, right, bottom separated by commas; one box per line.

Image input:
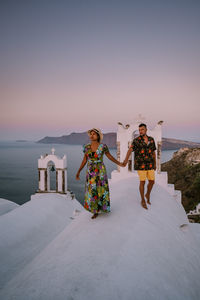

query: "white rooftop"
left=0, top=174, right=200, bottom=300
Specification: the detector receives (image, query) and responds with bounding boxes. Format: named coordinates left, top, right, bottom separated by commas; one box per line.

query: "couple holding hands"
left=76, top=123, right=156, bottom=219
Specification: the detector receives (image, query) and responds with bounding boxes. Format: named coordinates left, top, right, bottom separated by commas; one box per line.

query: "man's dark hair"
left=139, top=123, right=147, bottom=128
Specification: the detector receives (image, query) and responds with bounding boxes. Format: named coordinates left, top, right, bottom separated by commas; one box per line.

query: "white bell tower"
left=37, top=148, right=67, bottom=194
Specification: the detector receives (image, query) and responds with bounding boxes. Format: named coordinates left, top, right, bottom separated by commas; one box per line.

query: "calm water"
left=0, top=141, right=176, bottom=206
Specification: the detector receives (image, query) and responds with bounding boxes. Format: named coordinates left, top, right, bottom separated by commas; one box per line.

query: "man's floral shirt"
left=130, top=135, right=156, bottom=170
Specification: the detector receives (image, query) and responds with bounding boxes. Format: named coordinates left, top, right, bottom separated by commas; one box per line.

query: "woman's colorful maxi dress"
left=83, top=143, right=110, bottom=214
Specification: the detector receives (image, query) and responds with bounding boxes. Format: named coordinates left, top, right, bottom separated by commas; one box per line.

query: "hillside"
left=161, top=148, right=200, bottom=215
left=37, top=132, right=200, bottom=150
left=162, top=137, right=200, bottom=150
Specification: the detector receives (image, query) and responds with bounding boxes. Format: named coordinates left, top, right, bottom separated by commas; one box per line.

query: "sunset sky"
left=0, top=0, right=200, bottom=141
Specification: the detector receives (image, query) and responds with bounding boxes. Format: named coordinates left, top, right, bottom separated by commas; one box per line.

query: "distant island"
left=37, top=132, right=200, bottom=150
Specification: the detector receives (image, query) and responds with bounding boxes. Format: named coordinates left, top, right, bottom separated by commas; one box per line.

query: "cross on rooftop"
left=135, top=114, right=146, bottom=124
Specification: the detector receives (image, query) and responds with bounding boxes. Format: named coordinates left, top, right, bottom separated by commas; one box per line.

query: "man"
left=123, top=123, right=156, bottom=209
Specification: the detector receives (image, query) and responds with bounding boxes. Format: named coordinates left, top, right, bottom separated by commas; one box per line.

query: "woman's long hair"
left=96, top=133, right=100, bottom=143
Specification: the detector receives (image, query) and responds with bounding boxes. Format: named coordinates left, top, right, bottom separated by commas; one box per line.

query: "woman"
left=76, top=128, right=124, bottom=219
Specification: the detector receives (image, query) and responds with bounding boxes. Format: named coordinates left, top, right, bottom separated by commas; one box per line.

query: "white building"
left=188, top=203, right=200, bottom=215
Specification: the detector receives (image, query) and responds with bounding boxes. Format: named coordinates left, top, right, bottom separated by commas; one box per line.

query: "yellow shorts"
left=137, top=170, right=155, bottom=181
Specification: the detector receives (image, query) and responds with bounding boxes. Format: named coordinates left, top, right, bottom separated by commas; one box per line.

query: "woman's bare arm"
left=76, top=154, right=88, bottom=180
left=105, top=151, right=124, bottom=166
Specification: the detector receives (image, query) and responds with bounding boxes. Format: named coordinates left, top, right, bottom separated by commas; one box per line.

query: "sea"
left=0, top=141, right=177, bottom=206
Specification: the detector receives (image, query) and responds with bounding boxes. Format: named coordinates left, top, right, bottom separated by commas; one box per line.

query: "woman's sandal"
left=91, top=213, right=99, bottom=219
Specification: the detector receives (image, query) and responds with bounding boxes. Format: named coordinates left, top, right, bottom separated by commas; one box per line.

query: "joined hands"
left=119, top=161, right=127, bottom=167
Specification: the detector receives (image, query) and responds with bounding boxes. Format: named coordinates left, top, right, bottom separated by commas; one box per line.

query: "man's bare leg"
left=145, top=180, right=154, bottom=204
left=139, top=181, right=148, bottom=209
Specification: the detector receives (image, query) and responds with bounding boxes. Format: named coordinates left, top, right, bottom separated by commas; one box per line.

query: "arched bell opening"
left=132, top=129, right=139, bottom=140
left=47, top=160, right=57, bottom=192
left=128, top=130, right=140, bottom=172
